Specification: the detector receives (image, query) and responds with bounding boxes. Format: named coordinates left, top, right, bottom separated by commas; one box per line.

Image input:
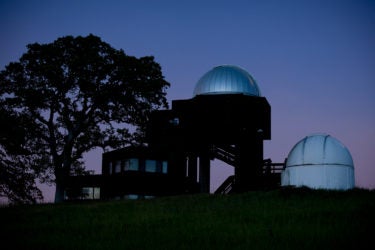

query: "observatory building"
left=64, top=66, right=354, bottom=201
left=281, top=134, right=355, bottom=190
left=64, top=65, right=284, bottom=200
left=147, top=65, right=275, bottom=194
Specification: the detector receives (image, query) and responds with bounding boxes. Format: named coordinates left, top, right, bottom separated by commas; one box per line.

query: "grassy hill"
left=1, top=188, right=374, bottom=250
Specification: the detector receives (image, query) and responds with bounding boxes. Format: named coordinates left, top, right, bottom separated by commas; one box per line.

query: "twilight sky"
left=1, top=0, right=374, bottom=201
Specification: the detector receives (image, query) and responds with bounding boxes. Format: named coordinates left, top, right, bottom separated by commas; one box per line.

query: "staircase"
left=211, top=145, right=286, bottom=194
left=211, top=145, right=237, bottom=194
left=214, top=175, right=235, bottom=194
left=211, top=145, right=237, bottom=166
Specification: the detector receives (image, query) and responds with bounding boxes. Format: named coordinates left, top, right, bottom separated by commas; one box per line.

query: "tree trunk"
left=54, top=167, right=67, bottom=203
left=54, top=180, right=65, bottom=203
left=54, top=143, right=73, bottom=203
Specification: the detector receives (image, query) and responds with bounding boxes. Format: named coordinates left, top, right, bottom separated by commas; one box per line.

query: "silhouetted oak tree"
left=0, top=108, right=43, bottom=203
left=0, top=34, right=170, bottom=202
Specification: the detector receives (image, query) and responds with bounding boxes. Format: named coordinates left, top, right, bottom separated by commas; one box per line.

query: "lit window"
left=82, top=187, right=91, bottom=199
left=145, top=160, right=157, bottom=173
left=115, top=160, right=121, bottom=173
left=124, top=194, right=139, bottom=200
left=93, top=187, right=100, bottom=199
left=124, top=158, right=139, bottom=171
left=169, top=117, right=180, bottom=126
left=80, top=187, right=101, bottom=200
left=162, top=161, right=168, bottom=174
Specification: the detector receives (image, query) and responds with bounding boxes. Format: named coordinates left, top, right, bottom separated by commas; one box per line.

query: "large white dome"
left=193, top=65, right=261, bottom=97
left=281, top=133, right=355, bottom=190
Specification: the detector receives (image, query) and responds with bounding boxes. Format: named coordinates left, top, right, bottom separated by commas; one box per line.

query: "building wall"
left=281, top=165, right=355, bottom=190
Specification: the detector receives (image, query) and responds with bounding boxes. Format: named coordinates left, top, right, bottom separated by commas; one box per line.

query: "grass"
left=1, top=188, right=374, bottom=250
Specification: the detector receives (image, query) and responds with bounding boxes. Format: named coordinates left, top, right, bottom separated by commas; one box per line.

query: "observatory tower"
left=148, top=65, right=272, bottom=193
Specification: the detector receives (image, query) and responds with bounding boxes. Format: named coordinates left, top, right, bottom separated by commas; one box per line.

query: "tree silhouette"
left=0, top=108, right=43, bottom=203
left=0, top=34, right=170, bottom=202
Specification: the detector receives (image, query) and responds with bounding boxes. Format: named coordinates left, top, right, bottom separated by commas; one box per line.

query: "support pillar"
left=199, top=149, right=210, bottom=193
left=234, top=134, right=264, bottom=192
left=168, top=149, right=187, bottom=194
left=188, top=154, right=198, bottom=182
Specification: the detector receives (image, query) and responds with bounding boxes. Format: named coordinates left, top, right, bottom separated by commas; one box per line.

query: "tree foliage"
left=0, top=34, right=170, bottom=202
left=0, top=109, right=43, bottom=203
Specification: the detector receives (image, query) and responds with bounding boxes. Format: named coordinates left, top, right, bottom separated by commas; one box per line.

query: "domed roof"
left=286, top=133, right=354, bottom=168
left=193, top=65, right=261, bottom=97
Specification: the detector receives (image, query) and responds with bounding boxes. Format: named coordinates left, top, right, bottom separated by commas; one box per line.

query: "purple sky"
left=1, top=0, right=374, bottom=201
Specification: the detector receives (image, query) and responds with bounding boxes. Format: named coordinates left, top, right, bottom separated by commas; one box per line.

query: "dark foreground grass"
left=1, top=188, right=374, bottom=250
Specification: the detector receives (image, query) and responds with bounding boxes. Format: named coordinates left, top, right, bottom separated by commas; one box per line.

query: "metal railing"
left=214, top=175, right=235, bottom=194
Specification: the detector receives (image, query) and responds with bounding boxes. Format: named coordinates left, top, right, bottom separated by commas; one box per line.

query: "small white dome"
left=193, top=65, right=261, bottom=97
left=281, top=133, right=355, bottom=190
left=286, top=133, right=354, bottom=168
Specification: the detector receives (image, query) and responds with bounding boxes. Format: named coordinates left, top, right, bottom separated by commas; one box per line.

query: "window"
left=124, top=194, right=155, bottom=200
left=82, top=187, right=91, bottom=198
left=93, top=187, right=100, bottom=199
left=80, top=187, right=100, bottom=199
left=115, top=160, right=121, bottom=173
left=124, top=194, right=139, bottom=200
left=162, top=161, right=168, bottom=174
left=145, top=160, right=157, bottom=173
left=108, top=162, right=112, bottom=175
left=124, top=158, right=139, bottom=171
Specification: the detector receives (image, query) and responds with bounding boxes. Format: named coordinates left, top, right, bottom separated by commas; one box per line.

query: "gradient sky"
left=1, top=0, right=374, bottom=201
